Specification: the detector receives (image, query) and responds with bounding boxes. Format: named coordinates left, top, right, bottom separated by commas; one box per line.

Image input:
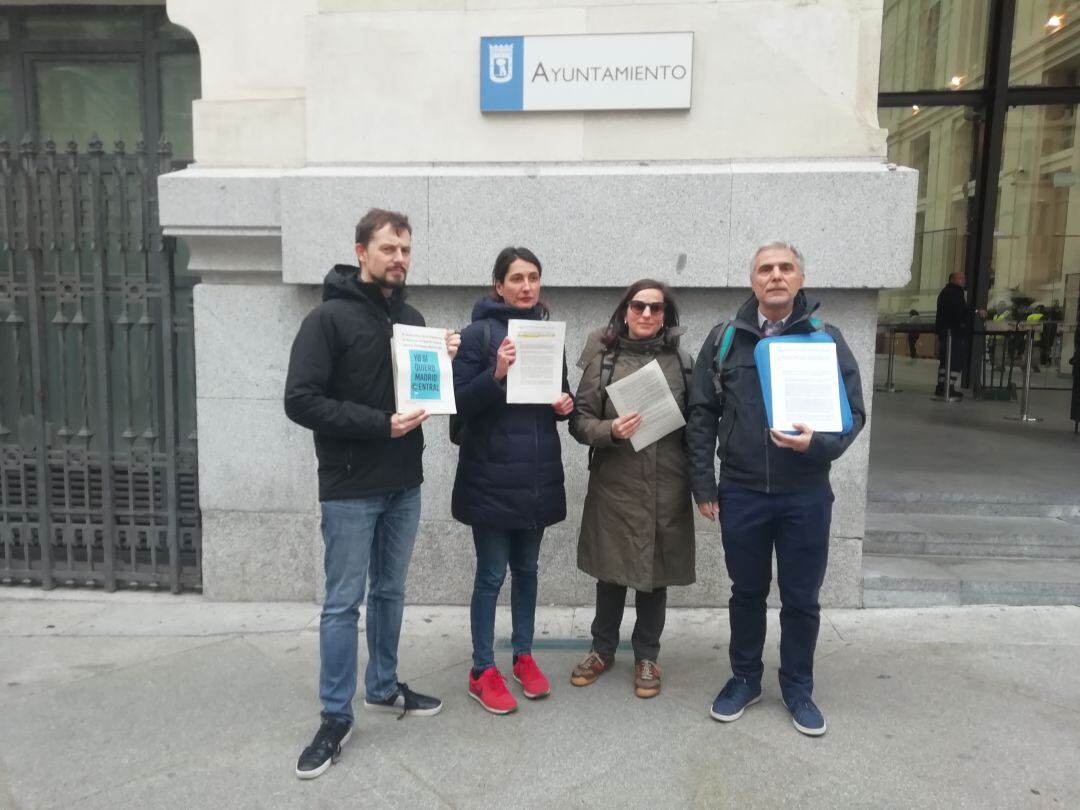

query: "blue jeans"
left=717, top=480, right=832, bottom=705
left=470, top=525, right=543, bottom=672
left=319, top=487, right=421, bottom=724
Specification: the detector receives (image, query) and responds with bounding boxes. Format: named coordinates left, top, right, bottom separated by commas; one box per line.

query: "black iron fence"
left=0, top=137, right=200, bottom=592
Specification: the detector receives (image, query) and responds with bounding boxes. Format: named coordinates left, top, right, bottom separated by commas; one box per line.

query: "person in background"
left=934, top=271, right=984, bottom=399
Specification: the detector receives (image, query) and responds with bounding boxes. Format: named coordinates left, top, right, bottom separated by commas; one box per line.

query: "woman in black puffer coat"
left=452, top=246, right=573, bottom=715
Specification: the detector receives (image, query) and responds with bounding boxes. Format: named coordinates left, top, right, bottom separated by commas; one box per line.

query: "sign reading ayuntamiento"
left=480, top=32, right=693, bottom=113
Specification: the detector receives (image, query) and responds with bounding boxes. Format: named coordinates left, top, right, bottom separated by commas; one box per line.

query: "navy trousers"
left=717, top=479, right=833, bottom=704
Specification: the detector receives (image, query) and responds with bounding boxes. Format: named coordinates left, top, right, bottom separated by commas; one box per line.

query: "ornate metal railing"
left=0, top=137, right=200, bottom=592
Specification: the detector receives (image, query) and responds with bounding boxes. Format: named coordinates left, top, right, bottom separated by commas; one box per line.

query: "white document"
left=390, top=324, right=456, bottom=415
left=768, top=342, right=842, bottom=432
left=506, top=319, right=566, bottom=404
left=604, top=359, right=686, bottom=452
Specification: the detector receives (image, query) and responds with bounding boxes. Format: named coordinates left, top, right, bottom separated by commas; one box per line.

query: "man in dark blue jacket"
left=284, top=209, right=459, bottom=779
left=686, top=242, right=865, bottom=738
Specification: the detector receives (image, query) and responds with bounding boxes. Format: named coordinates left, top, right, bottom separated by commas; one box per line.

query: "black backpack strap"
left=676, top=346, right=693, bottom=409
left=449, top=320, right=494, bottom=446
left=588, top=347, right=619, bottom=469
left=482, top=321, right=492, bottom=370
left=597, top=348, right=618, bottom=416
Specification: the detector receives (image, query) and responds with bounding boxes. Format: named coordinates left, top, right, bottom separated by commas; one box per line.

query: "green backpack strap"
left=709, top=316, right=821, bottom=399
left=711, top=320, right=734, bottom=396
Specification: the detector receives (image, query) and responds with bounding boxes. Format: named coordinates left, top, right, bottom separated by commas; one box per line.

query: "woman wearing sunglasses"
left=451, top=246, right=574, bottom=715
left=568, top=279, right=696, bottom=698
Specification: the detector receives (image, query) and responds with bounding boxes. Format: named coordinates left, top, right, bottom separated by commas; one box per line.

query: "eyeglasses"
left=628, top=300, right=666, bottom=315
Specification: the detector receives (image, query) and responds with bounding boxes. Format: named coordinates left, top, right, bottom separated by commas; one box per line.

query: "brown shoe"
left=634, top=659, right=661, bottom=699
left=570, top=650, right=615, bottom=687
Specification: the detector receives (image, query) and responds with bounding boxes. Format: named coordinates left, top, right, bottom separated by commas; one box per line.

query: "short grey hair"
left=749, top=241, right=805, bottom=277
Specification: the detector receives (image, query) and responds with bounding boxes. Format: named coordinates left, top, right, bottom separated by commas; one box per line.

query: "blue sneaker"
left=709, top=676, right=762, bottom=722
left=788, top=698, right=827, bottom=737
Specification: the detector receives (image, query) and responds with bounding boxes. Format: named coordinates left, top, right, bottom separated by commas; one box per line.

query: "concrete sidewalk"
left=1, top=590, right=1078, bottom=809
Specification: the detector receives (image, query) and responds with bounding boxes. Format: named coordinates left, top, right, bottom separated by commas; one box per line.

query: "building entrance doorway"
left=0, top=6, right=201, bottom=591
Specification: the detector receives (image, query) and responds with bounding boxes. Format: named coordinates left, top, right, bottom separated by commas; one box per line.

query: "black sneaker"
left=295, top=718, right=352, bottom=780
left=364, top=681, right=443, bottom=718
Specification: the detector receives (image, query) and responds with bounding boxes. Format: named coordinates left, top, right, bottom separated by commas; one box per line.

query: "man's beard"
left=376, top=268, right=407, bottom=290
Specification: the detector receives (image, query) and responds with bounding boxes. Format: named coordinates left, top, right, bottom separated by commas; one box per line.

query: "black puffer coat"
left=284, top=265, right=425, bottom=501
left=451, top=297, right=570, bottom=529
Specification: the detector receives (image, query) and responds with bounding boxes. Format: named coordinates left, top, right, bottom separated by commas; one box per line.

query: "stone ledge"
left=157, top=162, right=916, bottom=290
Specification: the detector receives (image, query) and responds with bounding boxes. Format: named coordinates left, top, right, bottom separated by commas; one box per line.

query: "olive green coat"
left=569, top=327, right=696, bottom=591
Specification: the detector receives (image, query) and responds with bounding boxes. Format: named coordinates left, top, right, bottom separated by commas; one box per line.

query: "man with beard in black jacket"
left=686, top=242, right=865, bottom=738
left=284, top=208, right=460, bottom=780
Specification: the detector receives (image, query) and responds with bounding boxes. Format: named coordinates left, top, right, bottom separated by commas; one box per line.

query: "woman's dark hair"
left=601, top=279, right=680, bottom=350
left=490, top=246, right=549, bottom=316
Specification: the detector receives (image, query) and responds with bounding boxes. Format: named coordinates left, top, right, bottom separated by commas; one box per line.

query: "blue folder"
left=753, top=333, right=853, bottom=435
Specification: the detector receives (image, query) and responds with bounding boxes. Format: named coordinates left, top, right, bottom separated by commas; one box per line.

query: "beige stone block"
left=195, top=398, right=318, bottom=513
left=201, top=510, right=319, bottom=601
left=193, top=99, right=306, bottom=168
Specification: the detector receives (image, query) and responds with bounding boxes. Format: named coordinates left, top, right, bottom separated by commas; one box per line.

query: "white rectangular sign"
left=506, top=319, right=566, bottom=404
left=480, top=32, right=693, bottom=112
left=390, top=324, right=457, bottom=415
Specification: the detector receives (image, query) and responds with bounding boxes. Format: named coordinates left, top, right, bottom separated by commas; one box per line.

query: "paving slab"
left=1, top=591, right=1079, bottom=809
left=868, top=358, right=1079, bottom=507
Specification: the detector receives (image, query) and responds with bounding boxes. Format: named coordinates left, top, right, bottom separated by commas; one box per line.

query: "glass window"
left=878, top=106, right=975, bottom=315
left=25, top=12, right=141, bottom=41
left=1010, top=1, right=1080, bottom=86
left=880, top=0, right=989, bottom=92
left=991, top=104, right=1080, bottom=316
left=34, top=61, right=141, bottom=149
left=159, top=53, right=200, bottom=163
left=0, top=58, right=13, bottom=141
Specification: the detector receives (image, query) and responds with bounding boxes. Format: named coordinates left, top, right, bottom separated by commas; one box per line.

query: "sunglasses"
left=628, top=300, right=666, bottom=315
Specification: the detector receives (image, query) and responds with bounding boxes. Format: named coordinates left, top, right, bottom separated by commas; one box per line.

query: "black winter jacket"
left=451, top=297, right=570, bottom=529
left=685, top=292, right=866, bottom=499
left=284, top=265, right=425, bottom=501
left=934, top=281, right=973, bottom=337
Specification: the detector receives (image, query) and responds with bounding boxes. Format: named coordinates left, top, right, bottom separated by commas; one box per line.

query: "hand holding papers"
left=391, top=324, right=457, bottom=415
left=753, top=335, right=852, bottom=434
left=506, top=320, right=566, bottom=404
left=603, top=359, right=686, bottom=452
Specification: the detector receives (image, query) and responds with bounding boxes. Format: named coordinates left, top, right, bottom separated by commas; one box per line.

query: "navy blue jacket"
left=686, top=291, right=866, bottom=499
left=451, top=297, right=570, bottom=529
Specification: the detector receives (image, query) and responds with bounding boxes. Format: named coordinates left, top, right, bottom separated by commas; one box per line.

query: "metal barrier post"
left=940, top=330, right=954, bottom=402
left=876, top=325, right=902, bottom=393
left=1005, top=327, right=1041, bottom=423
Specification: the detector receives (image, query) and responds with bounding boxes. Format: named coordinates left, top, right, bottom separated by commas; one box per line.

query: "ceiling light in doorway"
left=1046, top=14, right=1065, bottom=32
left=949, top=75, right=964, bottom=89
left=912, top=105, right=920, bottom=114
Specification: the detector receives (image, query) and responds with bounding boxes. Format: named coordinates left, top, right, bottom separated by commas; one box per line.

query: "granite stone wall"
left=161, top=165, right=907, bottom=605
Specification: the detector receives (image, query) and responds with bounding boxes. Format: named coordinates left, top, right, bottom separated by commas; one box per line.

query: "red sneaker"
left=512, top=654, right=551, bottom=699
left=468, top=667, right=518, bottom=714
